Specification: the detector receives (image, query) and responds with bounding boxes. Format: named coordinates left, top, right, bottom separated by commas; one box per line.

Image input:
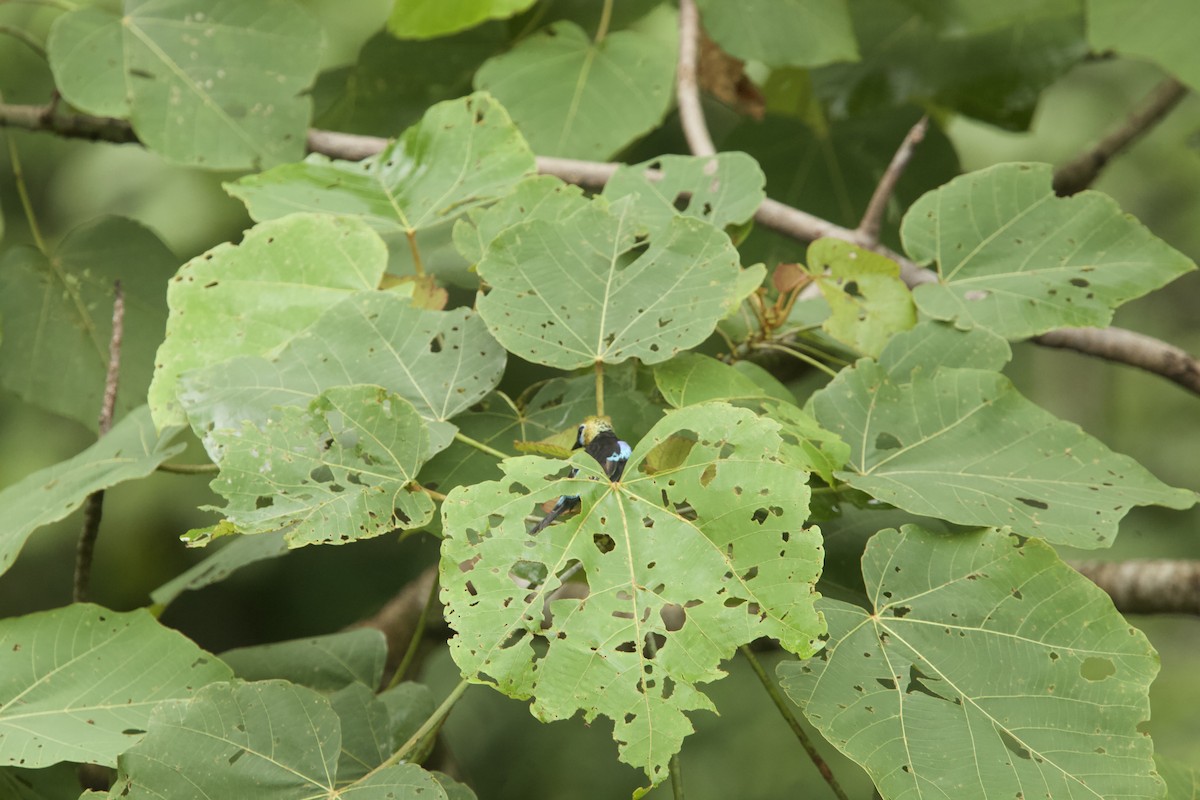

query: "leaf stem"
left=739, top=646, right=850, bottom=800
left=594, top=0, right=614, bottom=43
left=7, top=134, right=46, bottom=254
left=405, top=229, right=425, bottom=277
left=386, top=573, right=440, bottom=690
left=157, top=462, right=219, bottom=474
left=372, top=678, right=470, bottom=774
left=669, top=753, right=684, bottom=799
left=594, top=360, right=605, bottom=416
left=418, top=485, right=448, bottom=503
left=0, top=24, right=45, bottom=58
left=454, top=431, right=509, bottom=461
left=752, top=342, right=839, bottom=378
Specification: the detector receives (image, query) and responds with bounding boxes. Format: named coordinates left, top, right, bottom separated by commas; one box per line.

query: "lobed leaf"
left=902, top=163, right=1196, bottom=340
left=0, top=604, right=232, bottom=768
left=1087, top=0, right=1200, bottom=91
left=150, top=530, right=290, bottom=606
left=780, top=526, right=1162, bottom=800
left=809, top=361, right=1196, bottom=548
left=877, top=320, right=1012, bottom=379
left=452, top=175, right=590, bottom=265
left=220, top=629, right=388, bottom=692
left=476, top=200, right=744, bottom=369
left=808, top=238, right=916, bottom=357
left=440, top=402, right=824, bottom=783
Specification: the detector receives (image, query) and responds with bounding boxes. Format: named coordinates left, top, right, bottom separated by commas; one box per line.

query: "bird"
left=530, top=416, right=632, bottom=533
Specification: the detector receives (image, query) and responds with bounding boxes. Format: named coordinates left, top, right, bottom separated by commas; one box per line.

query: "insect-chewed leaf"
left=808, top=238, right=916, bottom=357
left=476, top=200, right=745, bottom=369
left=779, top=526, right=1161, bottom=800
left=206, top=386, right=454, bottom=546
left=439, top=402, right=825, bottom=785
left=453, top=175, right=590, bottom=265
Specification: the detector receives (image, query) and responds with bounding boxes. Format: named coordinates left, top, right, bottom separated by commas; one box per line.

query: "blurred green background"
left=0, top=1, right=1197, bottom=796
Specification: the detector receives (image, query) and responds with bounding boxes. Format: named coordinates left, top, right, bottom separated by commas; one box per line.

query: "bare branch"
left=857, top=115, right=928, bottom=246
left=74, top=282, right=124, bottom=604
left=676, top=0, right=717, bottom=157
left=1071, top=559, right=1200, bottom=616
left=1053, top=77, right=1190, bottom=197
left=3, top=102, right=1198, bottom=397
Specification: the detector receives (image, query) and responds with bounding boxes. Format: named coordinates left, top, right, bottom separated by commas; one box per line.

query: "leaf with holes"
left=227, top=93, right=535, bottom=235
left=779, top=526, right=1162, bottom=800
left=178, top=293, right=505, bottom=451
left=808, top=361, right=1195, bottom=548
left=452, top=175, right=590, bottom=265
left=808, top=238, right=916, bottom=357
left=601, top=153, right=766, bottom=237
left=440, top=402, right=824, bottom=784
left=473, top=21, right=675, bottom=159
left=107, top=680, right=474, bottom=799
left=150, top=213, right=391, bottom=429
left=0, top=604, right=232, bottom=768
left=201, top=385, right=453, bottom=546
left=476, top=199, right=745, bottom=369
left=901, top=163, right=1196, bottom=340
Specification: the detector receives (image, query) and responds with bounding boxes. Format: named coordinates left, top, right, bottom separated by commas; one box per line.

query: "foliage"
left=0, top=1, right=1197, bottom=799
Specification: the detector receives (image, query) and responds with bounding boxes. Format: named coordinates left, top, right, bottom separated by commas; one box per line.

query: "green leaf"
left=1087, top=0, right=1200, bottom=91
left=808, top=238, right=916, bottom=357
left=0, top=217, right=177, bottom=430
left=0, top=604, right=232, bottom=768
left=205, top=386, right=454, bottom=545
left=388, top=0, right=536, bottom=38
left=770, top=400, right=852, bottom=485
left=227, top=93, right=535, bottom=234
left=903, top=0, right=1082, bottom=37
left=329, top=683, right=394, bottom=781
left=179, top=294, right=505, bottom=434
left=107, top=680, right=472, bottom=799
left=440, top=402, right=824, bottom=783
left=149, top=213, right=390, bottom=429
left=902, top=163, right=1196, bottom=340
left=877, top=320, right=1012, bottom=379
left=452, top=175, right=590, bottom=266
left=811, top=0, right=1085, bottom=130
left=695, top=0, right=859, bottom=68
left=150, top=530, right=290, bottom=607
left=0, top=406, right=184, bottom=578
left=220, top=629, right=387, bottom=692
left=809, top=361, right=1196, bottom=547
left=1158, top=754, right=1200, bottom=799
left=47, top=7, right=128, bottom=117
left=779, top=526, right=1162, bottom=800
left=654, top=352, right=793, bottom=409
left=476, top=200, right=744, bottom=369
left=601, top=153, right=767, bottom=237
left=473, top=21, right=676, bottom=159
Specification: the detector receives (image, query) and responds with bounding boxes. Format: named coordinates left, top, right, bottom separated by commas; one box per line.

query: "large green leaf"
left=202, top=386, right=454, bottom=545
left=388, top=0, right=536, bottom=38
left=473, top=21, right=676, bottom=159
left=221, top=629, right=387, bottom=692
left=1087, top=0, right=1200, bottom=91
left=902, top=163, right=1196, bottom=340
left=476, top=200, right=744, bottom=369
left=0, top=217, right=176, bottom=430
left=227, top=93, right=535, bottom=234
left=811, top=0, right=1085, bottom=130
left=49, top=0, right=323, bottom=169
left=1158, top=755, right=1200, bottom=799
left=178, top=294, right=505, bottom=436
left=106, top=680, right=473, bottom=799
left=150, top=530, right=290, bottom=607
left=149, top=213, right=390, bottom=429
left=695, top=0, right=858, bottom=68
left=601, top=153, right=767, bottom=238
left=440, top=402, right=824, bottom=784
left=808, top=361, right=1195, bottom=547
left=808, top=238, right=916, bottom=357
left=654, top=352, right=794, bottom=409
left=0, top=604, right=232, bottom=768
left=0, top=406, right=184, bottom=578
left=877, top=320, right=1012, bottom=379
left=452, top=175, right=590, bottom=265
left=779, top=526, right=1161, bottom=800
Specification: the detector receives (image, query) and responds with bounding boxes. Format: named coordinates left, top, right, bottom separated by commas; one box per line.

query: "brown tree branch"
left=1053, top=77, right=1190, bottom=197
left=74, top=281, right=124, bottom=604
left=676, top=0, right=717, bottom=158
left=1071, top=560, right=1200, bottom=616
left=2, top=101, right=1199, bottom=397
left=857, top=115, right=928, bottom=246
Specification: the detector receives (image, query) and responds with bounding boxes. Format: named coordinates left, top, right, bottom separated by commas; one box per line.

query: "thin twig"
left=1071, top=559, right=1200, bottom=616
left=752, top=341, right=839, bottom=378
left=370, top=678, right=471, bottom=775
left=74, top=282, right=124, bottom=603
left=1053, top=77, right=1190, bottom=197
left=386, top=574, right=441, bottom=689
left=156, top=461, right=220, bottom=474
left=594, top=0, right=614, bottom=44
left=594, top=360, right=605, bottom=416
left=3, top=103, right=1199, bottom=398
left=453, top=431, right=509, bottom=461
left=739, top=646, right=851, bottom=800
left=676, top=0, right=716, bottom=157
left=7, top=134, right=46, bottom=253
left=857, top=115, right=928, bottom=246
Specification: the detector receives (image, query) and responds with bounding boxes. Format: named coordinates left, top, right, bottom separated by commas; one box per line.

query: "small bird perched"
left=530, top=416, right=632, bottom=533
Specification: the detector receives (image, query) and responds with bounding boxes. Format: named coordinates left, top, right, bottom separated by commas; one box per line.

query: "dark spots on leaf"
left=615, top=640, right=636, bottom=653
left=999, top=729, right=1031, bottom=760
left=876, top=677, right=896, bottom=690
left=593, top=533, right=615, bottom=553
left=228, top=749, right=245, bottom=765
left=1080, top=657, right=1115, bottom=681
left=893, top=606, right=911, bottom=618
left=905, top=666, right=951, bottom=702
left=1069, top=278, right=1090, bottom=287
left=1016, top=497, right=1048, bottom=509
left=874, top=432, right=901, bottom=450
